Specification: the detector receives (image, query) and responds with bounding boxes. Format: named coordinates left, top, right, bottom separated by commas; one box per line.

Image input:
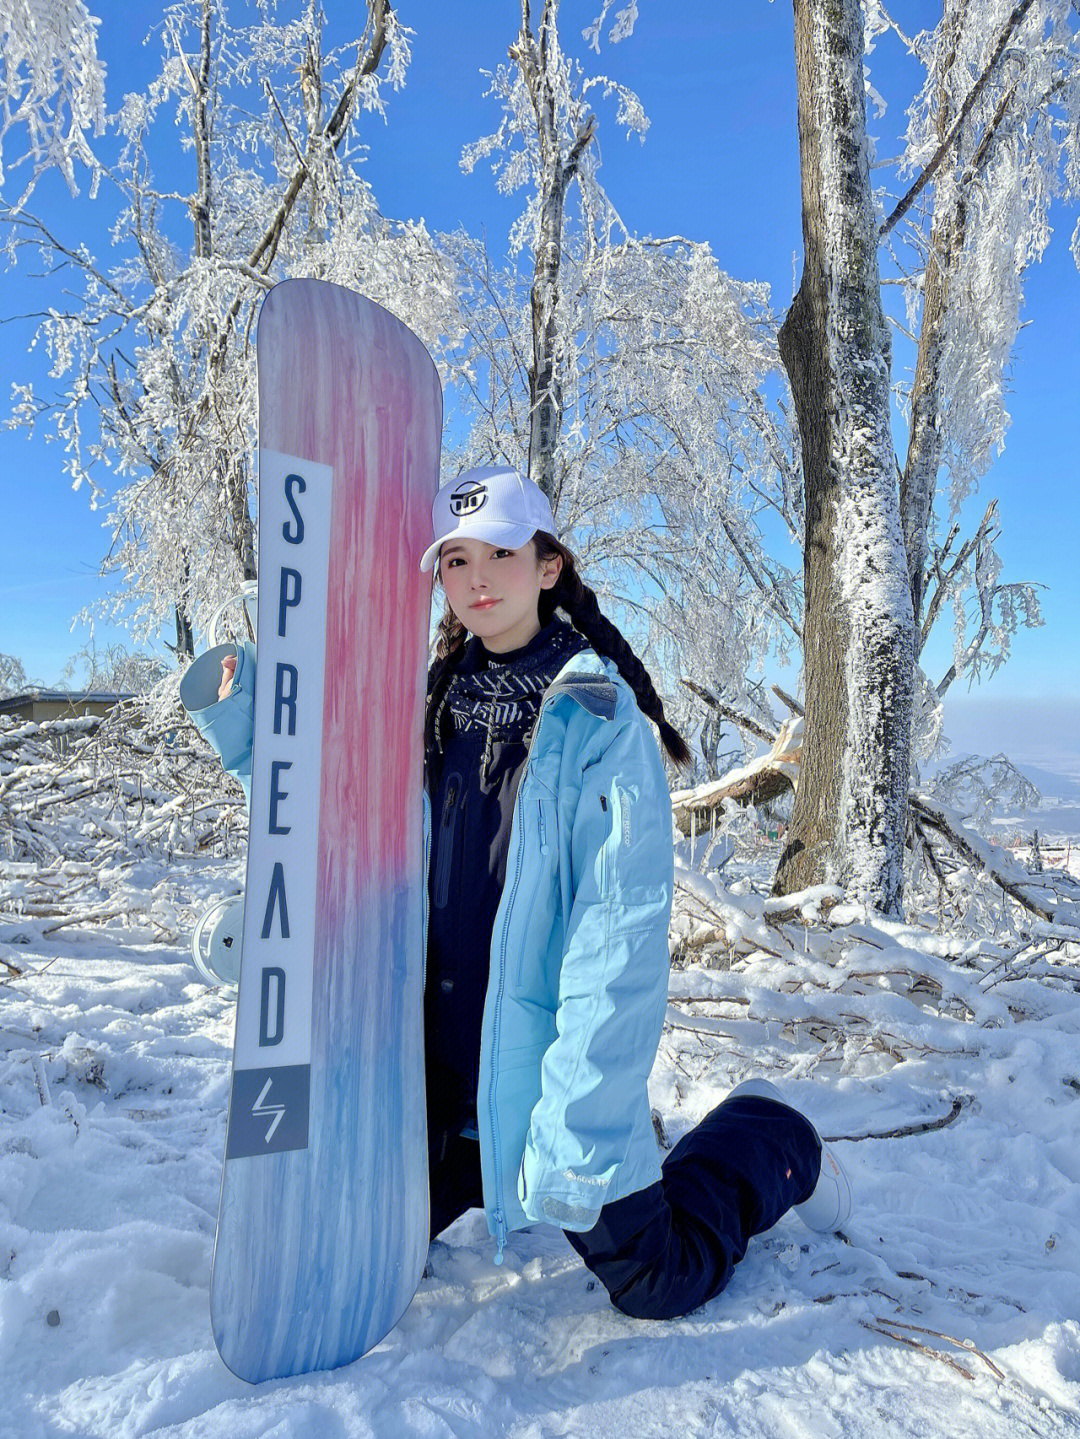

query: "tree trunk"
left=191, top=0, right=213, bottom=262
left=774, top=0, right=915, bottom=916
left=515, top=0, right=595, bottom=503
left=899, top=2, right=963, bottom=626
left=528, top=172, right=569, bottom=498
left=174, top=602, right=195, bottom=661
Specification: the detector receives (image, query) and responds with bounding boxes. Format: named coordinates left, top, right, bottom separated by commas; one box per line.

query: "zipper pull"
left=493, top=1208, right=507, bottom=1266
left=443, top=780, right=458, bottom=821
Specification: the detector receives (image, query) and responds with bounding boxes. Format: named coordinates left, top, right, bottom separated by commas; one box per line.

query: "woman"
left=185, top=464, right=850, bottom=1322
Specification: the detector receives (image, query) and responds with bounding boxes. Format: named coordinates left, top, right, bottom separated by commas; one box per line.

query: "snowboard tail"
left=210, top=280, right=441, bottom=1382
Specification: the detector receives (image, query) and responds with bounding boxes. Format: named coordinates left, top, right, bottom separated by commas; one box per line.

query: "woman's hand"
left=218, top=653, right=237, bottom=701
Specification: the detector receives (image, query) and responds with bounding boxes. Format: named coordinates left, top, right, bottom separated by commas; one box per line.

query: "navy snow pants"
left=427, top=1091, right=822, bottom=1321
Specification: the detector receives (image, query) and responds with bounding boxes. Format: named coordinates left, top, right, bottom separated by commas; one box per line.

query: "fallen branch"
left=671, top=716, right=802, bottom=832
left=910, top=795, right=1080, bottom=931
left=771, top=684, right=804, bottom=717
left=0, top=714, right=102, bottom=755
left=822, top=1094, right=973, bottom=1143
left=876, top=1318, right=1005, bottom=1381
left=677, top=679, right=778, bottom=745
left=860, top=1320, right=974, bottom=1381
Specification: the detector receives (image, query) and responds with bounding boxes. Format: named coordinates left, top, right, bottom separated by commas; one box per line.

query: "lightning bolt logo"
left=251, top=1076, right=285, bottom=1143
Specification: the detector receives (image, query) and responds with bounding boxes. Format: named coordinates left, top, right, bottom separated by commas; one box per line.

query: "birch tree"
left=3, top=0, right=458, bottom=657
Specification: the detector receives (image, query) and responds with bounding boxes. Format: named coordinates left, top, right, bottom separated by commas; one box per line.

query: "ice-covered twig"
left=874, top=1318, right=1006, bottom=1381
left=0, top=715, right=101, bottom=755
left=860, top=1321, right=975, bottom=1380
left=910, top=794, right=1080, bottom=931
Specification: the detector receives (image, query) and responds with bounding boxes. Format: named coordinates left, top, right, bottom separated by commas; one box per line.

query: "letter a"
left=260, top=861, right=291, bottom=939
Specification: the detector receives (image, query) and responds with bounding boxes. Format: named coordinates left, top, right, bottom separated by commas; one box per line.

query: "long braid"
left=424, top=532, right=693, bottom=774
left=424, top=607, right=469, bottom=757
left=537, top=539, right=693, bottom=774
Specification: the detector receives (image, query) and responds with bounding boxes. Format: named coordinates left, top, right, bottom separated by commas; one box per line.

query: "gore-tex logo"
left=450, top=479, right=488, bottom=516
left=563, top=1168, right=608, bottom=1187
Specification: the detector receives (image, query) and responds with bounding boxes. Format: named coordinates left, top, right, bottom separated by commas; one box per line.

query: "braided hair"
left=424, top=531, right=693, bottom=774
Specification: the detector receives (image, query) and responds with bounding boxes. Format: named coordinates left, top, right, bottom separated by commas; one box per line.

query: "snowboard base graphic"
left=210, top=280, right=441, bottom=1383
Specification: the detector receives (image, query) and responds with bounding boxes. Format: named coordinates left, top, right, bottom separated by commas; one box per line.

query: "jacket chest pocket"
left=434, top=771, right=464, bottom=911
left=513, top=787, right=559, bottom=987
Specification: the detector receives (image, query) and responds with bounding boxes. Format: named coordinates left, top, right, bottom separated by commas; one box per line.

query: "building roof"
left=0, top=688, right=137, bottom=714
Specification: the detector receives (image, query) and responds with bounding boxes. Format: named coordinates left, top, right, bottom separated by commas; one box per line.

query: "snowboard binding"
left=191, top=895, right=244, bottom=989
left=207, top=580, right=258, bottom=648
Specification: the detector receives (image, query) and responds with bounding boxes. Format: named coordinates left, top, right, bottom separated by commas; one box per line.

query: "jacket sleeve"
left=518, top=707, right=674, bottom=1230
left=178, top=641, right=257, bottom=806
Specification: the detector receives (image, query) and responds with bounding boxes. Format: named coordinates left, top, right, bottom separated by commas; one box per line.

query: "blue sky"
left=1, top=2, right=1077, bottom=769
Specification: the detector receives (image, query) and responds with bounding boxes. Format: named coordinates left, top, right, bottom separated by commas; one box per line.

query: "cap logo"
left=450, top=479, right=488, bottom=517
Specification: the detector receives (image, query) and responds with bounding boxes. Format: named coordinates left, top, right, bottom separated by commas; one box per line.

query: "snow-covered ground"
left=4, top=834, right=1080, bottom=1438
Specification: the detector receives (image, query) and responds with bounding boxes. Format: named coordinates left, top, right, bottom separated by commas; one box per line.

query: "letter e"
left=268, top=760, right=292, bottom=834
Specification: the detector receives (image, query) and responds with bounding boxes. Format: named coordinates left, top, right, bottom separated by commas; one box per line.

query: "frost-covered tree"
left=927, top=751, right=1040, bottom=836
left=0, top=0, right=106, bottom=206
left=448, top=0, right=804, bottom=753
left=63, top=640, right=168, bottom=694
left=590, top=3, right=1071, bottom=910
left=3, top=0, right=458, bottom=658
left=881, top=0, right=1077, bottom=629
left=774, top=0, right=1078, bottom=908
left=870, top=0, right=1079, bottom=762
left=0, top=652, right=32, bottom=697
left=773, top=0, right=916, bottom=915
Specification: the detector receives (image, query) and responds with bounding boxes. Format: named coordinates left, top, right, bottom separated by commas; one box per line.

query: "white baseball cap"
left=419, top=466, right=556, bottom=573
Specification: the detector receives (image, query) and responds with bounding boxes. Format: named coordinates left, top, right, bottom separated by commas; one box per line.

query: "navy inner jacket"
left=423, top=616, right=588, bottom=1142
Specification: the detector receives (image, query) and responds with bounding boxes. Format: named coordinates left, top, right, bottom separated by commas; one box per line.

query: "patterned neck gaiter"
left=430, top=615, right=592, bottom=783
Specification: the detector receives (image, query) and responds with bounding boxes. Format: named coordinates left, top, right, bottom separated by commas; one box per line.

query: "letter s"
left=283, top=473, right=306, bottom=545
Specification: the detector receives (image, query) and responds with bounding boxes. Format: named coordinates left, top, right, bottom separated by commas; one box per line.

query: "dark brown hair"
left=425, top=531, right=693, bottom=774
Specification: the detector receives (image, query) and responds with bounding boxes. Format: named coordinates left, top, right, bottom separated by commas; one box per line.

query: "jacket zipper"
left=489, top=776, right=531, bottom=1264
left=599, top=792, right=608, bottom=895
left=434, top=773, right=462, bottom=910
left=487, top=689, right=558, bottom=1265
left=486, top=683, right=586, bottom=1264
left=422, top=789, right=431, bottom=988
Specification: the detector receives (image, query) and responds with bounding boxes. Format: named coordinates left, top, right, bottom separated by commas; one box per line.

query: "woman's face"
left=438, top=536, right=563, bottom=653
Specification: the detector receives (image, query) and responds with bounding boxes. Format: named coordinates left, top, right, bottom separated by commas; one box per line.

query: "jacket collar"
left=540, top=649, right=618, bottom=722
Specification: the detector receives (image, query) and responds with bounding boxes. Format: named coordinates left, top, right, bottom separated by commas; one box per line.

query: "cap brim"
left=418, top=521, right=539, bottom=573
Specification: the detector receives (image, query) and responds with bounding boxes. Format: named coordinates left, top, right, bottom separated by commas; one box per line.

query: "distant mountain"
left=1015, top=763, right=1080, bottom=802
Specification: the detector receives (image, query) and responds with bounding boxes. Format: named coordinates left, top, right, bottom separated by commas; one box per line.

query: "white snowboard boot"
left=727, top=1077, right=852, bottom=1233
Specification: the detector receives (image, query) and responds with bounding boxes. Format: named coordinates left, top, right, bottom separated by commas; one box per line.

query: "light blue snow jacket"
left=181, top=641, right=674, bottom=1260
left=179, top=640, right=257, bottom=805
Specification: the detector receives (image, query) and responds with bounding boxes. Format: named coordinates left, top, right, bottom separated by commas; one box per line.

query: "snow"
left=4, top=814, right=1080, bottom=1438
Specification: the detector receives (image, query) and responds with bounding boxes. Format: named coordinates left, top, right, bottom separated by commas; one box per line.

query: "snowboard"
left=210, top=280, right=442, bottom=1383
